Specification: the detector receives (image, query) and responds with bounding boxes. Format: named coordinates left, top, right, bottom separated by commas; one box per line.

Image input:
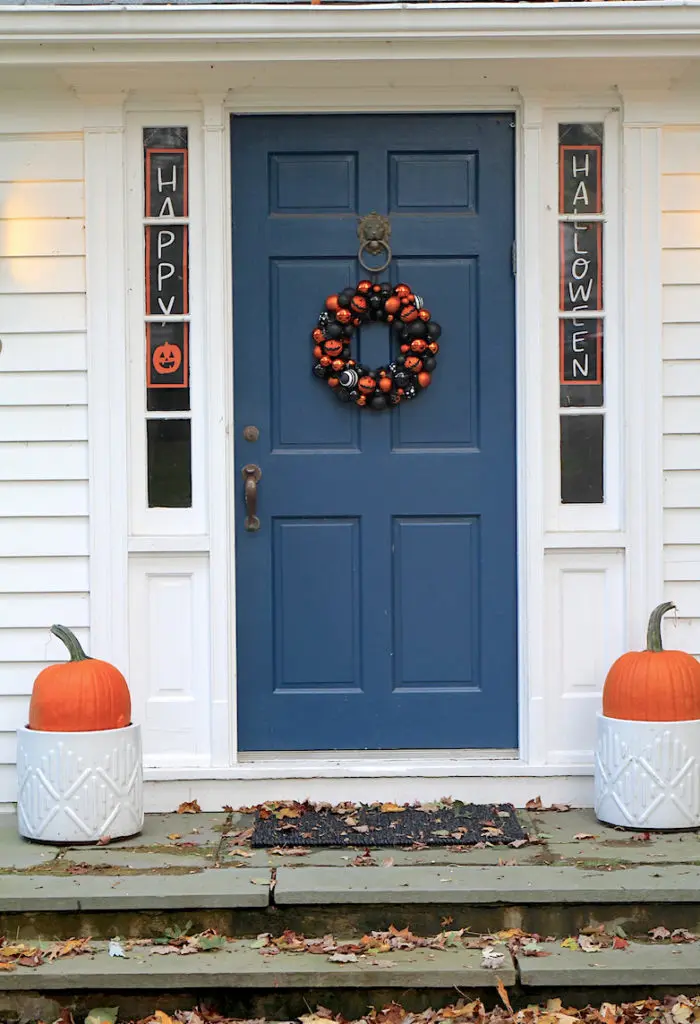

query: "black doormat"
left=251, top=803, right=527, bottom=848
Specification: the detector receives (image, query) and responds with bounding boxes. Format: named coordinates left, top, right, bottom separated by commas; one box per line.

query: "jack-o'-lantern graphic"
left=153, top=343, right=182, bottom=375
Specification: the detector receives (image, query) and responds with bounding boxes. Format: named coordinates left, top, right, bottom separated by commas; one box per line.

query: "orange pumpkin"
left=29, top=625, right=131, bottom=733
left=602, top=602, right=700, bottom=721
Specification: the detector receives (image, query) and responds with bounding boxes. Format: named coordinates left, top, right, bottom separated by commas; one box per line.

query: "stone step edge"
left=1, top=942, right=700, bottom=992
left=4, top=864, right=700, bottom=912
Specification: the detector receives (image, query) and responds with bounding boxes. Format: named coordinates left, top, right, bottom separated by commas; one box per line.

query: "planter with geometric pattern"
left=16, top=724, right=143, bottom=843
left=595, top=713, right=700, bottom=829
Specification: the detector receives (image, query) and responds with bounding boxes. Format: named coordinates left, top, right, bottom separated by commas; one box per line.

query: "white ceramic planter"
left=16, top=723, right=143, bottom=843
left=595, top=712, right=700, bottom=829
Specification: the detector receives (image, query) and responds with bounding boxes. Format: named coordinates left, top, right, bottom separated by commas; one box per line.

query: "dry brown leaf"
left=96, top=835, right=112, bottom=846
left=573, top=832, right=598, bottom=840
left=166, top=833, right=182, bottom=841
left=154, top=1013, right=177, bottom=1024
left=380, top=802, right=405, bottom=813
left=496, top=977, right=513, bottom=1013
left=177, top=800, right=202, bottom=814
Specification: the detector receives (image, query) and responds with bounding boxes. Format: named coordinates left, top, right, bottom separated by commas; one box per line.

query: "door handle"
left=242, top=464, right=262, bottom=531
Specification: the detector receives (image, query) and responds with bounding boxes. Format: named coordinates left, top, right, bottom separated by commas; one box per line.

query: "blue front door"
left=232, top=113, right=517, bottom=751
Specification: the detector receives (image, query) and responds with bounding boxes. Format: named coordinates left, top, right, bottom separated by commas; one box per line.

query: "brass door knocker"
left=357, top=212, right=392, bottom=274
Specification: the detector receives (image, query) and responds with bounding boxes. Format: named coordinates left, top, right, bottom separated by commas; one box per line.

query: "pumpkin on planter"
left=28, top=625, right=131, bottom=733
left=602, top=602, right=700, bottom=722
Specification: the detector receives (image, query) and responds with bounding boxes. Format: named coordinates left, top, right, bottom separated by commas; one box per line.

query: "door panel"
left=231, top=113, right=517, bottom=751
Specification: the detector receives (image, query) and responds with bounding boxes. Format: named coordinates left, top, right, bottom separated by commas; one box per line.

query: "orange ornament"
left=356, top=395, right=367, bottom=406
left=418, top=371, right=432, bottom=388
left=419, top=309, right=431, bottom=322
left=400, top=344, right=410, bottom=354
left=28, top=625, right=131, bottom=733
left=332, top=358, right=345, bottom=372
left=313, top=346, right=323, bottom=360
left=400, top=306, right=419, bottom=323
left=379, top=377, right=392, bottom=393
left=328, top=377, right=340, bottom=388
left=411, top=339, right=427, bottom=353
left=358, top=376, right=376, bottom=394
left=351, top=295, right=368, bottom=315
left=312, top=328, right=325, bottom=344
left=602, top=602, right=700, bottom=721
left=404, top=355, right=423, bottom=372
left=336, top=308, right=352, bottom=324
left=320, top=356, right=331, bottom=367
left=428, top=341, right=440, bottom=355
left=385, top=297, right=401, bottom=314
left=325, top=295, right=339, bottom=312
left=324, top=339, right=343, bottom=358
left=357, top=280, right=373, bottom=294
left=395, top=284, right=411, bottom=298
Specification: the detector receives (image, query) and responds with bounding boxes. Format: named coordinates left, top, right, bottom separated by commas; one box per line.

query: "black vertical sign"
left=144, top=132, right=189, bottom=395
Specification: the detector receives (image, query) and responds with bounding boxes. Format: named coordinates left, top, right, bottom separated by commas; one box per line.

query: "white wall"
left=0, top=128, right=89, bottom=804
left=662, top=127, right=700, bottom=654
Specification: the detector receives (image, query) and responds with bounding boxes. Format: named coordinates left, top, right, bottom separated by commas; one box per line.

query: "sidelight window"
left=557, top=123, right=605, bottom=505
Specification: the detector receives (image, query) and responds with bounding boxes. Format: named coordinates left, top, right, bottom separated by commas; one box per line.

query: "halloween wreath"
left=311, top=280, right=442, bottom=410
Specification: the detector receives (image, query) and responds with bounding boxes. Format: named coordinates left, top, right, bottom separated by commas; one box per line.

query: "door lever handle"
left=242, top=464, right=262, bottom=531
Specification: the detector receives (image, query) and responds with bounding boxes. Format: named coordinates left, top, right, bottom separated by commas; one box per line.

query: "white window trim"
left=125, top=111, right=208, bottom=537
left=543, top=106, right=623, bottom=533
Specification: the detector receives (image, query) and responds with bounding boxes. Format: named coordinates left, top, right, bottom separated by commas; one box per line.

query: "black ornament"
left=427, top=322, right=442, bottom=341
left=325, top=322, right=344, bottom=340
left=369, top=295, right=383, bottom=311
left=337, top=292, right=352, bottom=308
left=407, top=321, right=427, bottom=340
left=339, top=368, right=359, bottom=389
left=313, top=362, right=329, bottom=379
left=371, top=393, right=388, bottom=410
left=423, top=357, right=436, bottom=372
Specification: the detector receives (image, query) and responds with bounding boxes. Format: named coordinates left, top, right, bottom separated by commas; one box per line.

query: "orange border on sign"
left=559, top=317, right=603, bottom=386
left=558, top=143, right=602, bottom=215
left=559, top=221, right=603, bottom=312
left=145, top=147, right=189, bottom=218
left=146, top=322, right=190, bottom=389
left=145, top=224, right=189, bottom=317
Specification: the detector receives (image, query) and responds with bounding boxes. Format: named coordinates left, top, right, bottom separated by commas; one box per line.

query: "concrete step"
left=1, top=939, right=699, bottom=1024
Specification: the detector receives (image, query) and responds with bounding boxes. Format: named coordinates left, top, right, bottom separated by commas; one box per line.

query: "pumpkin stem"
left=50, top=624, right=90, bottom=662
left=646, top=602, right=676, bottom=653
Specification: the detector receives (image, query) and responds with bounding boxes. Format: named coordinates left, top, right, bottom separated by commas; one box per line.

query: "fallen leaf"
left=380, top=803, right=405, bottom=813
left=526, top=796, right=543, bottom=810
left=274, top=807, right=302, bottom=819
left=177, top=800, right=202, bottom=814
left=0, top=963, right=15, bottom=972
left=382, top=857, right=395, bottom=867
left=613, top=936, right=629, bottom=950
left=498, top=858, right=517, bottom=867
left=222, top=804, right=234, bottom=813
left=509, top=838, right=528, bottom=848
left=481, top=946, right=506, bottom=969
left=497, top=977, right=513, bottom=1013
left=649, top=926, right=671, bottom=940
left=578, top=934, right=602, bottom=952
left=328, top=952, right=358, bottom=963
left=96, top=835, right=112, bottom=846
left=573, top=833, right=598, bottom=840
left=85, top=1010, right=119, bottom=1024
left=250, top=877, right=270, bottom=885
left=154, top=1013, right=178, bottom=1024
left=269, top=847, right=310, bottom=856
left=166, top=833, right=182, bottom=841
left=561, top=936, right=579, bottom=950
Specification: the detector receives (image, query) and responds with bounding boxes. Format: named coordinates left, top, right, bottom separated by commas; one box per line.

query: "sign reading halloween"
left=312, top=280, right=442, bottom=410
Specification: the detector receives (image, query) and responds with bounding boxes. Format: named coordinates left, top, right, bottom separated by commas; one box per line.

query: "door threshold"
left=237, top=749, right=518, bottom=762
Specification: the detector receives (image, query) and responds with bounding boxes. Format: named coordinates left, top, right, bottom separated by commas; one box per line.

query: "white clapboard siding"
left=0, top=517, right=89, bottom=557
left=662, top=129, right=700, bottom=174
left=0, top=442, right=88, bottom=481
left=0, top=663, right=52, bottom=698
left=0, top=218, right=85, bottom=258
left=0, top=627, right=90, bottom=663
left=0, top=333, right=87, bottom=372
left=0, top=406, right=88, bottom=443
left=0, top=181, right=84, bottom=219
left=0, top=371, right=88, bottom=406
left=0, top=593, right=90, bottom=630
left=0, top=256, right=86, bottom=294
left=661, top=174, right=700, bottom=212
left=2, top=294, right=85, bottom=334
left=662, top=128, right=700, bottom=662
left=664, top=471, right=700, bottom=508
left=0, top=481, right=88, bottom=517
left=662, top=250, right=700, bottom=286
left=0, top=129, right=89, bottom=802
left=663, top=324, right=700, bottom=360
left=0, top=137, right=84, bottom=182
